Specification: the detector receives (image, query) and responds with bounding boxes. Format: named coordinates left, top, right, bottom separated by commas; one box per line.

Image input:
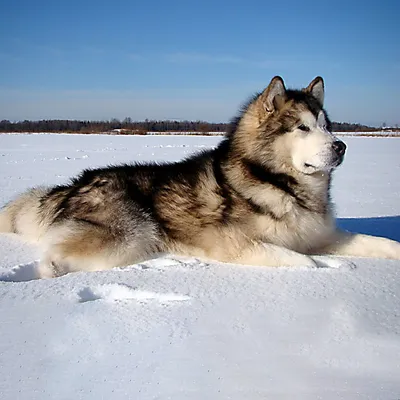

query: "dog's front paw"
left=375, top=237, right=400, bottom=260
left=386, top=241, right=400, bottom=260
left=329, top=232, right=400, bottom=260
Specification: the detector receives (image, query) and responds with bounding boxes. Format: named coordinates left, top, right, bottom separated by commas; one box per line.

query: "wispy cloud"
left=6, top=39, right=106, bottom=58
left=126, top=51, right=282, bottom=69
left=0, top=52, right=22, bottom=62
left=164, top=52, right=243, bottom=64
left=128, top=53, right=146, bottom=61
left=5, top=38, right=66, bottom=58
left=33, top=44, right=65, bottom=57
left=80, top=46, right=106, bottom=55
left=160, top=52, right=348, bottom=71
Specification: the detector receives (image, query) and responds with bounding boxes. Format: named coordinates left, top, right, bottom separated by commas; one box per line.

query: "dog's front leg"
left=318, top=230, right=400, bottom=260
left=231, top=242, right=318, bottom=268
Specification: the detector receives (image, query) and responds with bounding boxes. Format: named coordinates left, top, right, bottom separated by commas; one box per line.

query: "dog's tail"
left=0, top=187, right=50, bottom=241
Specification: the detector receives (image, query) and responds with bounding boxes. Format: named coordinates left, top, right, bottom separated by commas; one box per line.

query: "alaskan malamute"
left=1, top=76, right=399, bottom=277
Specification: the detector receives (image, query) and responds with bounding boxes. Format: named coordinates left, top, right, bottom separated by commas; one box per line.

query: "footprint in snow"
left=0, top=261, right=41, bottom=282
left=313, top=256, right=356, bottom=270
left=0, top=257, right=191, bottom=283
left=78, top=283, right=190, bottom=304
left=121, top=257, right=187, bottom=271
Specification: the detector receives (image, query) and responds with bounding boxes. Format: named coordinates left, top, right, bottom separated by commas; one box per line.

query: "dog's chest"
left=250, top=207, right=335, bottom=252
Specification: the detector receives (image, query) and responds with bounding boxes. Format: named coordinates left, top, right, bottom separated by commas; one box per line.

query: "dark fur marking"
left=285, top=90, right=322, bottom=119
left=212, top=141, right=234, bottom=224
left=212, top=144, right=283, bottom=220
left=245, top=198, right=281, bottom=220
left=74, top=217, right=106, bottom=229
left=242, top=159, right=324, bottom=214
left=243, top=159, right=298, bottom=197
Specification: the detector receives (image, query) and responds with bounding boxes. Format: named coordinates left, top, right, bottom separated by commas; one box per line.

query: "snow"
left=0, top=133, right=399, bottom=400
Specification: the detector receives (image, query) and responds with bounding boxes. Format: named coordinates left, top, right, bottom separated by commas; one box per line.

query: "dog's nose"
left=332, top=140, right=346, bottom=156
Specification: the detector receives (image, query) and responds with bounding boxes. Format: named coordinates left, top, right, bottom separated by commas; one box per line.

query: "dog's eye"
left=298, top=124, right=310, bottom=132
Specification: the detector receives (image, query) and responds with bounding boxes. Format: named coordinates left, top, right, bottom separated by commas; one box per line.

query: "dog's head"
left=234, top=76, right=346, bottom=175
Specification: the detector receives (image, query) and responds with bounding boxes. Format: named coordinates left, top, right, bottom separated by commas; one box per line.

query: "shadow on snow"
left=337, top=215, right=400, bottom=242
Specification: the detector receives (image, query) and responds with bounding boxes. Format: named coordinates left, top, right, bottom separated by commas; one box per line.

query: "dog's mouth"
left=303, top=155, right=344, bottom=174
left=303, top=162, right=319, bottom=172
left=301, top=163, right=320, bottom=175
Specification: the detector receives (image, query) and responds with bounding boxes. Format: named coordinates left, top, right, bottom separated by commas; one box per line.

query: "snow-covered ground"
left=0, top=134, right=399, bottom=400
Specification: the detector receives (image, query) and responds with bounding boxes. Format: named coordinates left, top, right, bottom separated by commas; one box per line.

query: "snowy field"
left=0, top=133, right=399, bottom=400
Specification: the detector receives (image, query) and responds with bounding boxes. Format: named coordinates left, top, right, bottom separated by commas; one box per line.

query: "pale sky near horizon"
left=1, top=0, right=399, bottom=126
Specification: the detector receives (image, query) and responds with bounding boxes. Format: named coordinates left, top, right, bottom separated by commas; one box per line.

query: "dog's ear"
left=304, top=76, right=324, bottom=106
left=259, top=76, right=287, bottom=113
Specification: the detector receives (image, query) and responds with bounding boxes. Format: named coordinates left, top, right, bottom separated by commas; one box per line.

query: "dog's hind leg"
left=0, top=187, right=50, bottom=240
left=38, top=219, right=161, bottom=278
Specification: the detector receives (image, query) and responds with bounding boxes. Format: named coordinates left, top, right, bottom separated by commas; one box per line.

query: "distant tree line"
left=331, top=122, right=381, bottom=132
left=0, top=119, right=226, bottom=134
left=0, top=118, right=383, bottom=134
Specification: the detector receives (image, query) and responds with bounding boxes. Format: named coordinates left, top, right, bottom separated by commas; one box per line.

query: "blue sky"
left=0, top=0, right=399, bottom=126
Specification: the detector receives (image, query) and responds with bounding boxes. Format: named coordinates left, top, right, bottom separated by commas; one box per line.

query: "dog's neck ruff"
left=245, top=160, right=330, bottom=213
left=220, top=156, right=330, bottom=217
